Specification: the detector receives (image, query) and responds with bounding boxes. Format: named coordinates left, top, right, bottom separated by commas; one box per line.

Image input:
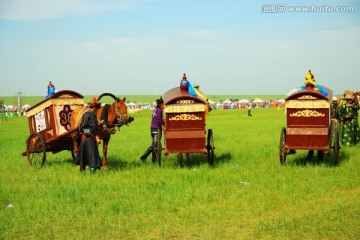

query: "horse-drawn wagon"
left=153, top=81, right=215, bottom=166
left=22, top=90, right=84, bottom=167
left=279, top=88, right=340, bottom=165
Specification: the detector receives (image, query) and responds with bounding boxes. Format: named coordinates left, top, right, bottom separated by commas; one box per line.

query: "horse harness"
left=99, top=103, right=128, bottom=133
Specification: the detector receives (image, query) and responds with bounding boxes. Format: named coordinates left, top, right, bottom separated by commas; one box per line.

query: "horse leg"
left=72, top=137, right=79, bottom=157
left=102, top=136, right=110, bottom=169
left=72, top=136, right=80, bottom=170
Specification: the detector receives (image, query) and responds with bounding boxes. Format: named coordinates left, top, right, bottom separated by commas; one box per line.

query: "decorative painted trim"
left=176, top=99, right=195, bottom=104
left=59, top=105, right=73, bottom=131
left=47, top=129, right=54, bottom=138
left=165, top=104, right=206, bottom=113
left=298, top=95, right=316, bottom=100
left=290, top=109, right=325, bottom=117
left=58, top=94, right=74, bottom=98
left=169, top=113, right=202, bottom=121
left=285, top=100, right=329, bottom=109
left=26, top=99, right=83, bottom=117
left=35, top=110, right=46, bottom=132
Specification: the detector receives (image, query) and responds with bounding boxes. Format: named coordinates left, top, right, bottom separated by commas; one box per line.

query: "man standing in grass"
left=248, top=105, right=252, bottom=117
left=76, top=97, right=102, bottom=173
left=338, top=90, right=360, bottom=146
left=140, top=97, right=165, bottom=163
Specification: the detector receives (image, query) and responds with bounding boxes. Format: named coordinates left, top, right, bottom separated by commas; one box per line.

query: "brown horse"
left=70, top=93, right=134, bottom=168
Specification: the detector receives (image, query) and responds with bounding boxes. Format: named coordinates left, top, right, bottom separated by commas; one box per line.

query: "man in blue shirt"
left=46, top=81, right=56, bottom=98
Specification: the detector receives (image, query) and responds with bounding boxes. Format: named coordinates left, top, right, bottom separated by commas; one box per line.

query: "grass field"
left=1, top=104, right=359, bottom=239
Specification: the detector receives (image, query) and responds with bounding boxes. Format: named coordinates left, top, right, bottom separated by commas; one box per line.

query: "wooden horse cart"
left=153, top=85, right=215, bottom=166
left=22, top=90, right=84, bottom=168
left=279, top=88, right=340, bottom=165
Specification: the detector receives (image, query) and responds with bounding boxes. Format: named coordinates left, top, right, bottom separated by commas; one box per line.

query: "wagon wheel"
left=153, top=129, right=162, bottom=166
left=207, top=129, right=215, bottom=165
left=330, top=120, right=340, bottom=165
left=26, top=132, right=46, bottom=168
left=279, top=127, right=287, bottom=165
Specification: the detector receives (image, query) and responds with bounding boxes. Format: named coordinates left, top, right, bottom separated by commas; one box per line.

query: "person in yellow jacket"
left=194, top=85, right=206, bottom=101
left=301, top=70, right=328, bottom=96
left=194, top=84, right=212, bottom=116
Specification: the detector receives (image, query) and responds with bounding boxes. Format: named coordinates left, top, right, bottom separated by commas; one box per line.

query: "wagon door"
left=285, top=92, right=331, bottom=151
left=164, top=101, right=206, bottom=155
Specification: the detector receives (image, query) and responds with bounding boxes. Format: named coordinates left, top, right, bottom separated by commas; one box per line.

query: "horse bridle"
left=114, top=102, right=128, bottom=126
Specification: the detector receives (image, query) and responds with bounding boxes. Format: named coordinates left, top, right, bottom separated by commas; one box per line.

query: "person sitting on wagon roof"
left=194, top=84, right=212, bottom=116
left=46, top=81, right=56, bottom=98
left=299, top=70, right=328, bottom=96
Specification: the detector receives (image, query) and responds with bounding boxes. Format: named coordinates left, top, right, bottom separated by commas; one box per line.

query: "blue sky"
left=0, top=0, right=359, bottom=97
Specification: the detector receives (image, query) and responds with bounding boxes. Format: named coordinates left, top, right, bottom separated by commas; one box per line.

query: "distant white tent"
left=239, top=98, right=249, bottom=103
left=5, top=105, right=13, bottom=111
left=253, top=98, right=263, bottom=103
left=127, top=102, right=136, bottom=107
left=21, top=104, right=31, bottom=111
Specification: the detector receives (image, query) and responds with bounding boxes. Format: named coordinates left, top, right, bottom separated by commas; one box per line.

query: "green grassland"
left=0, top=104, right=359, bottom=239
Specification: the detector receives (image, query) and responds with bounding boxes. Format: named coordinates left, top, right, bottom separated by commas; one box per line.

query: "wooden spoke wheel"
left=153, top=129, right=163, bottom=166
left=207, top=129, right=215, bottom=165
left=26, top=133, right=46, bottom=168
left=279, top=127, right=287, bottom=165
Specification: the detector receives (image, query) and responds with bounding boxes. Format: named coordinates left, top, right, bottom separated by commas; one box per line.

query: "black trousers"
left=141, top=128, right=162, bottom=161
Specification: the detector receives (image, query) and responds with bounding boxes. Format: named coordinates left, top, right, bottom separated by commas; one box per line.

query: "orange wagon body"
left=22, top=90, right=84, bottom=167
